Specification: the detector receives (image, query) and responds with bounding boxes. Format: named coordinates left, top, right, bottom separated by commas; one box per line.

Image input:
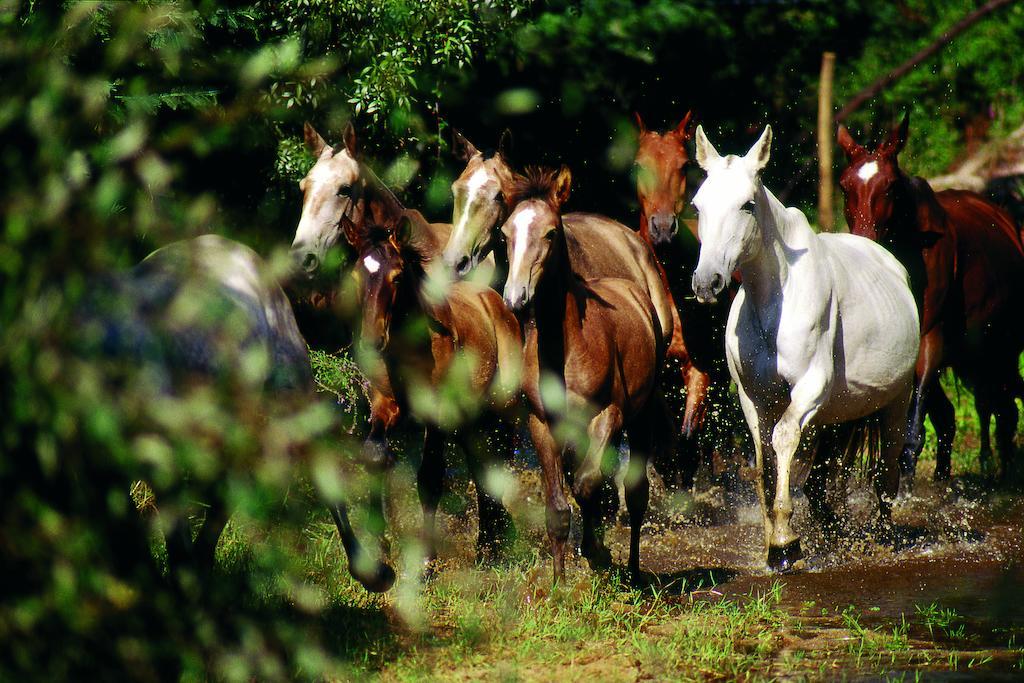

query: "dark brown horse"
left=350, top=218, right=523, bottom=566
left=502, top=166, right=669, bottom=583
left=838, top=113, right=1024, bottom=481
left=634, top=113, right=736, bottom=478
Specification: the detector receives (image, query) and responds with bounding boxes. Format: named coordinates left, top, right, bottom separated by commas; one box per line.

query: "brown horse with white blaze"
left=502, top=166, right=669, bottom=583
left=443, top=132, right=694, bottom=486
left=351, top=218, right=523, bottom=566
left=838, top=113, right=1024, bottom=482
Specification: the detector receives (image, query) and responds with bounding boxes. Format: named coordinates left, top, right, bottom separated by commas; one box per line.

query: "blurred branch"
left=779, top=0, right=1019, bottom=202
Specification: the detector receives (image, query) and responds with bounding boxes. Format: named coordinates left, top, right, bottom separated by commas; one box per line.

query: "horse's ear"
left=694, top=125, right=720, bottom=170
left=392, top=214, right=414, bottom=246
left=304, top=122, right=328, bottom=157
left=745, top=125, right=772, bottom=172
left=836, top=125, right=866, bottom=160
left=634, top=112, right=646, bottom=135
left=883, top=112, right=910, bottom=156
left=674, top=110, right=694, bottom=140
left=452, top=129, right=480, bottom=162
left=342, top=121, right=358, bottom=156
left=497, top=128, right=513, bottom=159
left=553, top=165, right=572, bottom=208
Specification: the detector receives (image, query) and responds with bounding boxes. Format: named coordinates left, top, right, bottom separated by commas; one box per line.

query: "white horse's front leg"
left=768, top=364, right=831, bottom=570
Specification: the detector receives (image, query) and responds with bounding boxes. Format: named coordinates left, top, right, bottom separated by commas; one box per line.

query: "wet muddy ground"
left=388, top=456, right=1024, bottom=680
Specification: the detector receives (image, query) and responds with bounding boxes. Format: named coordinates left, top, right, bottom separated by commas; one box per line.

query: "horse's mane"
left=507, top=166, right=561, bottom=207
left=360, top=160, right=406, bottom=221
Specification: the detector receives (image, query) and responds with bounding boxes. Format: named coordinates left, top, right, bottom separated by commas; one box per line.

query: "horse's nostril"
left=711, top=273, right=725, bottom=293
left=456, top=256, right=471, bottom=275
left=302, top=253, right=319, bottom=273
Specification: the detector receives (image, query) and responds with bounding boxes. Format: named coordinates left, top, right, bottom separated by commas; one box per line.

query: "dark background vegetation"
left=1, top=0, right=1022, bottom=679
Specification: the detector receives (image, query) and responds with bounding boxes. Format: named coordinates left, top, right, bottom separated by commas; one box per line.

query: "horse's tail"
left=815, top=412, right=884, bottom=482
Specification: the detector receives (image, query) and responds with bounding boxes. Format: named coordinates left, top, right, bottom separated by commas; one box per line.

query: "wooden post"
left=817, top=51, right=836, bottom=232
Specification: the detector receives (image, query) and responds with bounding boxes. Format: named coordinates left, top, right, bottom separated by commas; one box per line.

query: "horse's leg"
left=460, top=415, right=515, bottom=564
left=993, top=388, right=1018, bottom=481
left=768, top=365, right=832, bottom=571
left=528, top=412, right=571, bottom=583
left=902, top=329, right=945, bottom=483
left=328, top=503, right=395, bottom=592
left=362, top=388, right=400, bottom=469
left=877, top=389, right=911, bottom=533
left=417, top=426, right=446, bottom=570
left=649, top=385, right=686, bottom=490
left=624, top=395, right=665, bottom=582
left=735, top=382, right=773, bottom=551
left=976, top=391, right=994, bottom=476
left=925, top=384, right=955, bottom=481
left=574, top=405, right=624, bottom=571
left=682, top=364, right=711, bottom=441
left=804, top=427, right=843, bottom=543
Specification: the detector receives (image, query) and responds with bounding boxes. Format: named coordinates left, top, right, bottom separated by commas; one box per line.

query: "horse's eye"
left=742, top=200, right=756, bottom=213
left=337, top=185, right=352, bottom=198
left=544, top=230, right=556, bottom=241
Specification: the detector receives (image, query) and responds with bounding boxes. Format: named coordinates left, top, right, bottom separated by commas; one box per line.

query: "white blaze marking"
left=510, top=207, right=536, bottom=280
left=452, top=167, right=492, bottom=240
left=857, top=161, right=878, bottom=182
left=363, top=254, right=380, bottom=274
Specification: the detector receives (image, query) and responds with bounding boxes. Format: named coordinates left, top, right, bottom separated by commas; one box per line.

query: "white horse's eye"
left=742, top=200, right=756, bottom=213
left=337, top=185, right=352, bottom=198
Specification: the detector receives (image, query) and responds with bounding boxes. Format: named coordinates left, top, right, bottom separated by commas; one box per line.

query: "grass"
left=176, top=349, right=1024, bottom=680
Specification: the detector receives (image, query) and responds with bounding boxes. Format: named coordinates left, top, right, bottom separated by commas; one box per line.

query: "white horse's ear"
left=694, top=125, right=720, bottom=170
left=304, top=122, right=328, bottom=157
left=746, top=125, right=772, bottom=172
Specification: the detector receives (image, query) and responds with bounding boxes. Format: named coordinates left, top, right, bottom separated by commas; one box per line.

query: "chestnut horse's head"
left=500, top=166, right=572, bottom=312
left=634, top=111, right=693, bottom=246
left=444, top=130, right=515, bottom=278
left=351, top=219, right=417, bottom=352
left=837, top=113, right=910, bottom=242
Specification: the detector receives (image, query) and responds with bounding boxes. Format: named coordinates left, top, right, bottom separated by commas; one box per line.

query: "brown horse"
left=502, top=166, right=669, bottom=583
left=442, top=132, right=692, bottom=485
left=838, top=113, right=1024, bottom=481
left=350, top=218, right=523, bottom=566
left=634, top=112, right=736, bottom=476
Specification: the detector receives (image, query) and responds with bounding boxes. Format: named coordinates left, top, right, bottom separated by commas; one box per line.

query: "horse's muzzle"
left=649, top=213, right=677, bottom=246
left=503, top=285, right=530, bottom=314
left=692, top=270, right=725, bottom=305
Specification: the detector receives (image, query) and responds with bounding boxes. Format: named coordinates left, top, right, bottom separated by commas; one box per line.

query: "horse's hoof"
left=353, top=561, right=396, bottom=593
left=767, top=540, right=803, bottom=573
left=582, top=544, right=613, bottom=572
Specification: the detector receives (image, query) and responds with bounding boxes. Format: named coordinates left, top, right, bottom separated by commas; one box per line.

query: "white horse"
left=690, top=125, right=919, bottom=570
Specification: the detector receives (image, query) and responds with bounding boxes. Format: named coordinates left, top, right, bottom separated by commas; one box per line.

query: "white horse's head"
left=291, top=122, right=363, bottom=280
left=690, top=124, right=772, bottom=304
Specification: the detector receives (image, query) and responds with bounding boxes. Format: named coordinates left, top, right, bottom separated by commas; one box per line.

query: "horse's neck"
left=741, top=183, right=813, bottom=309
left=532, top=230, right=577, bottom=375
left=362, top=163, right=405, bottom=225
